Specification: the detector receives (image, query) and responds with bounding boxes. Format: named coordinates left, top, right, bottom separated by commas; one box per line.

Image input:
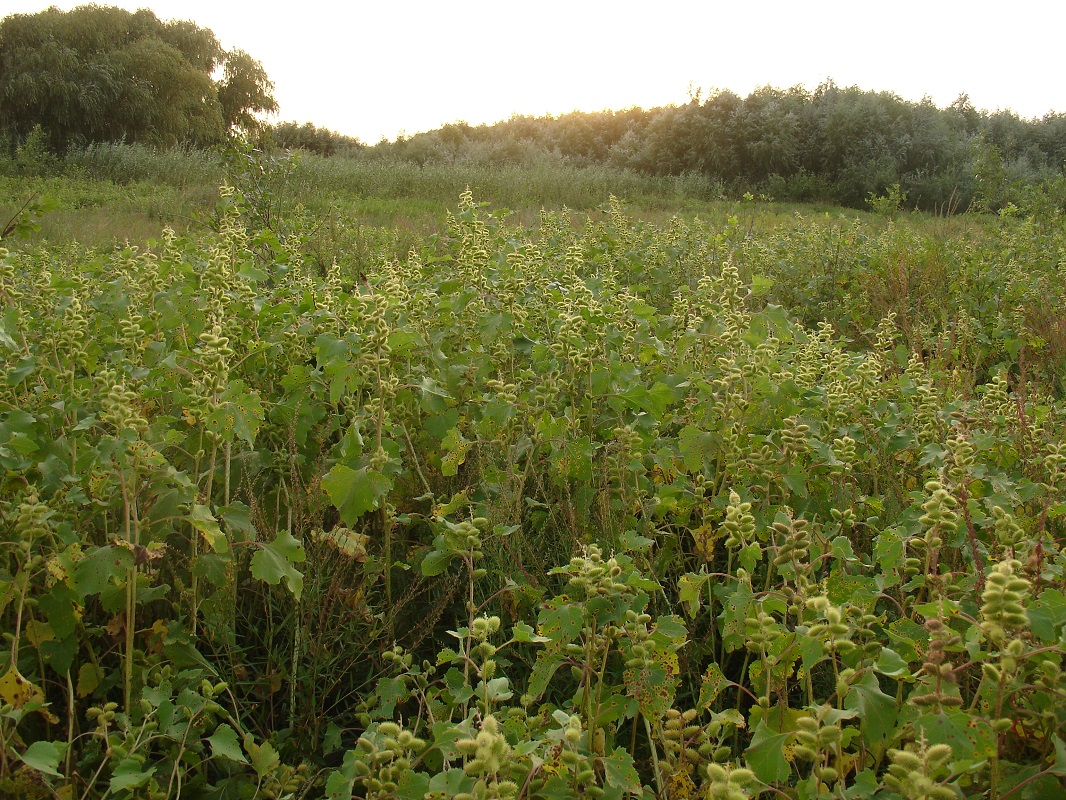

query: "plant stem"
left=644, top=716, right=664, bottom=799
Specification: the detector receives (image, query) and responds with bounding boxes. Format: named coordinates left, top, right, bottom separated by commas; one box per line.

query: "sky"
left=3, top=0, right=1064, bottom=143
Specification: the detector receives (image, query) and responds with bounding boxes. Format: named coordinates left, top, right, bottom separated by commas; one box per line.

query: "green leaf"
left=250, top=530, right=306, bottom=599
left=617, top=528, right=655, bottom=551
left=1028, top=589, right=1066, bottom=644
left=527, top=600, right=584, bottom=701
left=827, top=569, right=875, bottom=607
left=417, top=376, right=453, bottom=413
left=217, top=502, right=256, bottom=536
left=618, top=382, right=674, bottom=416
left=602, top=746, right=642, bottom=793
left=208, top=723, right=249, bottom=764
left=783, top=464, right=809, bottom=497
left=7, top=356, right=35, bottom=385
left=678, top=572, right=710, bottom=617
left=744, top=719, right=792, bottom=784
left=77, top=662, right=104, bottom=697
left=751, top=274, right=775, bottom=298
left=0, top=322, right=17, bottom=350
left=843, top=769, right=880, bottom=799
left=512, top=621, right=550, bottom=644
left=222, top=383, right=265, bottom=445
left=325, top=752, right=357, bottom=799
left=427, top=769, right=474, bottom=795
left=314, top=333, right=349, bottom=364
left=322, top=465, right=392, bottom=524
left=74, top=544, right=133, bottom=596
left=679, top=425, right=713, bottom=472
left=910, top=711, right=978, bottom=759
left=477, top=677, right=513, bottom=703
left=19, top=740, right=63, bottom=777
left=874, top=647, right=912, bottom=679
left=420, top=549, right=453, bottom=577
left=738, top=541, right=762, bottom=574
left=188, top=503, right=228, bottom=553
left=247, top=737, right=281, bottom=778
left=538, top=601, right=584, bottom=642
left=394, top=771, right=431, bottom=799
left=874, top=528, right=904, bottom=587
left=1051, top=736, right=1066, bottom=777
left=110, top=757, right=156, bottom=791
left=886, top=618, right=927, bottom=663
left=843, top=670, right=897, bottom=745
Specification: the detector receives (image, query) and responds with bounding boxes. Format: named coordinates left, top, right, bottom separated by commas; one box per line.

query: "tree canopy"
left=0, top=5, right=277, bottom=149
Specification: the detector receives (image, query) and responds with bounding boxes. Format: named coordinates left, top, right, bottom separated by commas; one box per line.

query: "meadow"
left=1, top=143, right=1065, bottom=799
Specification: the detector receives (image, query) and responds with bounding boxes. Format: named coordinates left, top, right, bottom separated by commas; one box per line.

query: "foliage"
left=1, top=172, right=1065, bottom=799
left=0, top=5, right=276, bottom=150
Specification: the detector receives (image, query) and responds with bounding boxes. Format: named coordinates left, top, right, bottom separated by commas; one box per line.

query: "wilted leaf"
left=0, top=665, right=44, bottom=709
left=698, top=662, right=728, bottom=710
left=313, top=527, right=369, bottom=560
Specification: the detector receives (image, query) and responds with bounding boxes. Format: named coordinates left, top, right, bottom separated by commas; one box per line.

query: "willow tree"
left=0, top=5, right=278, bottom=149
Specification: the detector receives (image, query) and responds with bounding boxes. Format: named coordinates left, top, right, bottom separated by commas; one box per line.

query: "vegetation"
left=1, top=139, right=1065, bottom=799
left=0, top=5, right=276, bottom=150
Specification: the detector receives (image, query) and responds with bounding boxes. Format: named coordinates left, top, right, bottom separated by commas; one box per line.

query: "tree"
left=0, top=5, right=277, bottom=149
left=217, top=48, right=278, bottom=133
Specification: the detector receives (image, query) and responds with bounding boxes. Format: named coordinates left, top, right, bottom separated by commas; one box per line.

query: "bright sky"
left=3, top=0, right=1064, bottom=143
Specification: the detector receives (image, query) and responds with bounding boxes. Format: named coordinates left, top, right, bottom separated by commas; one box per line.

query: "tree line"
left=371, top=84, right=1066, bottom=211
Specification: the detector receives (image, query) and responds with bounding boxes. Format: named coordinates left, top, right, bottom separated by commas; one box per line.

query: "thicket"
left=369, top=84, right=1066, bottom=212
left=1, top=153, right=1065, bottom=798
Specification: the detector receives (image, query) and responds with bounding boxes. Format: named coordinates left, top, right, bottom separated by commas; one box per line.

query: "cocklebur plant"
left=778, top=417, right=811, bottom=462
left=944, top=432, right=976, bottom=487
left=791, top=705, right=850, bottom=790
left=659, top=708, right=713, bottom=790
left=805, top=596, right=857, bottom=695
left=722, top=491, right=756, bottom=553
left=704, top=762, right=759, bottom=800
left=1045, top=441, right=1066, bottom=489
left=904, top=353, right=946, bottom=445
left=454, top=714, right=519, bottom=800
left=909, top=618, right=963, bottom=713
left=883, top=740, right=960, bottom=800
left=6, top=180, right=1066, bottom=800
left=771, top=516, right=812, bottom=589
left=979, top=559, right=1030, bottom=647
left=990, top=505, right=1027, bottom=558
left=327, top=720, right=426, bottom=800
left=904, top=480, right=958, bottom=601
